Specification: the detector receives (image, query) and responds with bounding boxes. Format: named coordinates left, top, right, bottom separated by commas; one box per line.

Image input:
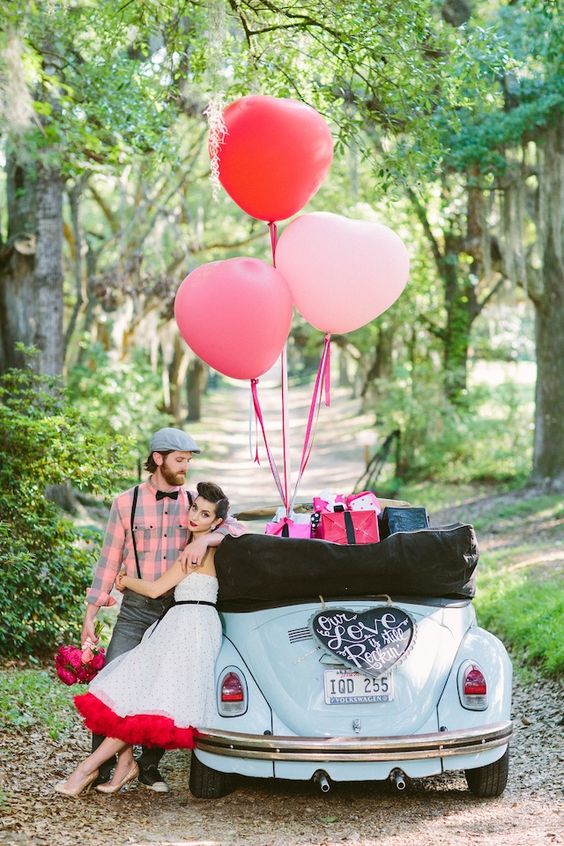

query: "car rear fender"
left=437, top=626, right=513, bottom=731
left=209, top=635, right=273, bottom=736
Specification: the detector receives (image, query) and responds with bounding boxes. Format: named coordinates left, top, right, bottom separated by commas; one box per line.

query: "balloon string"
left=281, top=343, right=290, bottom=515
left=248, top=387, right=259, bottom=463
left=324, top=338, right=331, bottom=407
left=268, top=219, right=291, bottom=515
left=268, top=221, right=278, bottom=266
left=289, top=334, right=332, bottom=511
left=250, top=378, right=288, bottom=510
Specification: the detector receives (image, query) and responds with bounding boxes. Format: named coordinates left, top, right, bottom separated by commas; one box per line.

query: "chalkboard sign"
left=310, top=606, right=416, bottom=678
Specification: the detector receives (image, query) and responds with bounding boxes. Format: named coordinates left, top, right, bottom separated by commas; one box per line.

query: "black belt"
left=173, top=600, right=216, bottom=607
left=150, top=598, right=217, bottom=635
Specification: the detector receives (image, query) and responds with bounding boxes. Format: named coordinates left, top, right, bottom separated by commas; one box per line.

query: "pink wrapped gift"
left=346, top=491, right=381, bottom=513
left=265, top=517, right=311, bottom=539
left=317, top=509, right=379, bottom=545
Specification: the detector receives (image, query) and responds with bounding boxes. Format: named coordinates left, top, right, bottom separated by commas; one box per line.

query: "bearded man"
left=80, top=427, right=244, bottom=792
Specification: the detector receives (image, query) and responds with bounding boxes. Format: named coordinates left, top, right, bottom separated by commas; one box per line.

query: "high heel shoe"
left=54, top=769, right=99, bottom=797
left=96, top=762, right=139, bottom=794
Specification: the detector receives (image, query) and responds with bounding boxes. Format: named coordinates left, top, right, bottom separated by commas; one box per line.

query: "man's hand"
left=81, top=605, right=99, bottom=647
left=116, top=571, right=127, bottom=592
left=179, top=535, right=209, bottom=572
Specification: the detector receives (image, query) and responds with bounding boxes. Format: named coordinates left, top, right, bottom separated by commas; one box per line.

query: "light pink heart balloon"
left=174, top=258, right=293, bottom=380
left=276, top=212, right=409, bottom=334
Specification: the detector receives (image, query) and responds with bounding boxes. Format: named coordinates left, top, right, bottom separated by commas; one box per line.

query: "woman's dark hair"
left=196, top=481, right=229, bottom=521
left=144, top=451, right=171, bottom=473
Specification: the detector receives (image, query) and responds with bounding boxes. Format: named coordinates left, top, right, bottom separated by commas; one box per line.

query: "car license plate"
left=323, top=669, right=394, bottom=704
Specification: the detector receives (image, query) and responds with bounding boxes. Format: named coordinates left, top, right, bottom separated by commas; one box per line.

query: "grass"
left=0, top=668, right=81, bottom=740
left=476, top=577, right=563, bottom=676
left=447, top=489, right=562, bottom=678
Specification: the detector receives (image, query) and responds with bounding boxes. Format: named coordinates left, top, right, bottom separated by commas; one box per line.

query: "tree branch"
left=407, top=187, right=444, bottom=275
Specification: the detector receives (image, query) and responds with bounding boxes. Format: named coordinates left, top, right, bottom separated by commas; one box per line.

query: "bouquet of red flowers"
left=54, top=639, right=105, bottom=686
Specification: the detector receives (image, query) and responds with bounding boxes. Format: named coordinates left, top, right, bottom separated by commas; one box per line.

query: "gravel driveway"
left=1, top=672, right=562, bottom=846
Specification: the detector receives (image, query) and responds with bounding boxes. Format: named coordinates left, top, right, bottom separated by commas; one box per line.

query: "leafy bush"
left=66, top=343, right=171, bottom=477
left=0, top=364, right=129, bottom=658
left=373, top=362, right=532, bottom=484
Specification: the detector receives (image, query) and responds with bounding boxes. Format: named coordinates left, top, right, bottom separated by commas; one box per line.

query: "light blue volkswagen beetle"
left=189, top=506, right=512, bottom=799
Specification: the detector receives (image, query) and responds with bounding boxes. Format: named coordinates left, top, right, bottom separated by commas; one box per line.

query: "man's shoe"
left=138, top=765, right=169, bottom=793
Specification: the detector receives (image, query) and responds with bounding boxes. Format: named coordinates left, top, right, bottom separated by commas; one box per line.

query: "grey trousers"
left=92, top=588, right=174, bottom=778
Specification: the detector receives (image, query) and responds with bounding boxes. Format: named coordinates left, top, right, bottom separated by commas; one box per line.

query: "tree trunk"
left=186, top=358, right=207, bottom=422
left=440, top=241, right=474, bottom=404
left=0, top=153, right=36, bottom=372
left=530, top=121, right=564, bottom=489
left=442, top=269, right=473, bottom=402
left=168, top=337, right=190, bottom=423
left=360, top=325, right=394, bottom=404
left=0, top=157, right=64, bottom=376
left=34, top=165, right=64, bottom=375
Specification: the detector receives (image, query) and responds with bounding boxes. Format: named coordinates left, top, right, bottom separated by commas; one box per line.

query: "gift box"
left=317, top=507, right=379, bottom=545
left=265, top=516, right=311, bottom=539
left=346, top=490, right=381, bottom=513
left=380, top=506, right=429, bottom=538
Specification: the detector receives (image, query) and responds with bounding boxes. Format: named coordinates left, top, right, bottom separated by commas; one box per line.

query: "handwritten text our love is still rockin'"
left=312, top=609, right=415, bottom=676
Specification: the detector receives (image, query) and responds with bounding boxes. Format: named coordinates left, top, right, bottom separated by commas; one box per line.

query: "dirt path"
left=186, top=375, right=376, bottom=511
left=2, top=381, right=563, bottom=846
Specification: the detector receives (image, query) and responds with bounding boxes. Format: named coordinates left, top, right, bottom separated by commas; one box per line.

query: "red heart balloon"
left=174, top=258, right=294, bottom=380
left=215, top=95, right=333, bottom=222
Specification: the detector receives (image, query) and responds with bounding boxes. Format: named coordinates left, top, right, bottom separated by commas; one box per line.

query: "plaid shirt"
left=87, top=478, right=243, bottom=606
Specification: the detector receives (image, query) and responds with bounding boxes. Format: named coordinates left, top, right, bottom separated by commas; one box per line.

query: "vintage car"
left=189, top=506, right=512, bottom=799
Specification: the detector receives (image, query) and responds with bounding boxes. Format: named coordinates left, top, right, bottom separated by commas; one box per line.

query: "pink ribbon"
left=250, top=378, right=288, bottom=512
left=290, top=334, right=332, bottom=510
left=242, top=221, right=289, bottom=514
left=268, top=221, right=278, bottom=266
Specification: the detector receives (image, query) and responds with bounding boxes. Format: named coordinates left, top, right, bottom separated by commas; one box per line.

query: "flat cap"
left=149, top=427, right=201, bottom=454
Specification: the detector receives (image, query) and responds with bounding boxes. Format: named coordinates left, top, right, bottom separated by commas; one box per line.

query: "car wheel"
left=465, top=748, right=509, bottom=797
left=189, top=752, right=235, bottom=799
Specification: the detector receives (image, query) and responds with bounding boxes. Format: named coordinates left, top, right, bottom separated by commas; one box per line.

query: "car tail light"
left=217, top=668, right=247, bottom=716
left=222, top=672, right=244, bottom=701
left=458, top=662, right=488, bottom=710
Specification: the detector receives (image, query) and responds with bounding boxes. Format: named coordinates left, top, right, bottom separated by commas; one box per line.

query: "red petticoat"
left=74, top=692, right=197, bottom=749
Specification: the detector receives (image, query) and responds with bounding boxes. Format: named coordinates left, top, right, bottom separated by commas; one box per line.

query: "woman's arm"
left=117, top=559, right=184, bottom=599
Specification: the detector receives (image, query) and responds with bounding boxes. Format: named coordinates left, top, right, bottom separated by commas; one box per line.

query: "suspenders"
left=129, top=485, right=192, bottom=580
left=130, top=485, right=142, bottom=579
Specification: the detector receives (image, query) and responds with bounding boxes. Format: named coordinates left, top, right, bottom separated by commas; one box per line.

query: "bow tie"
left=156, top=490, right=179, bottom=501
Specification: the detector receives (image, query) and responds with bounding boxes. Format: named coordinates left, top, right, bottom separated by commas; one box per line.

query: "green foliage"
left=374, top=362, right=532, bottom=485
left=0, top=669, right=79, bottom=740
left=0, top=364, right=129, bottom=658
left=66, top=343, right=172, bottom=477
left=1, top=0, right=182, bottom=173
left=446, top=0, right=564, bottom=172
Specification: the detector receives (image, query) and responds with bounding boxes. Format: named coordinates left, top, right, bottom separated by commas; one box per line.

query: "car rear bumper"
left=195, top=720, right=513, bottom=762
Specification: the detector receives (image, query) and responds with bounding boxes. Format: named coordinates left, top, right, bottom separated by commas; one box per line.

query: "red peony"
left=54, top=641, right=105, bottom=686
left=90, top=651, right=105, bottom=671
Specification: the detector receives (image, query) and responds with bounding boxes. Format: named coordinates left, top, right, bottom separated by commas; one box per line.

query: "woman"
left=55, top=481, right=230, bottom=797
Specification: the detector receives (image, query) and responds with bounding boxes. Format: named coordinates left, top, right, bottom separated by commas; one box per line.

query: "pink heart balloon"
left=276, top=212, right=409, bottom=334
left=174, top=258, right=294, bottom=380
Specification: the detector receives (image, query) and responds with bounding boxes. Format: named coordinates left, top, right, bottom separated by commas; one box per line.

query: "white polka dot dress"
left=74, top=573, right=221, bottom=748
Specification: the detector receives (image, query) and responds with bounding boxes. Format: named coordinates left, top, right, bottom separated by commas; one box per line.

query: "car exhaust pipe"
left=390, top=769, right=407, bottom=791
left=313, top=770, right=331, bottom=793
